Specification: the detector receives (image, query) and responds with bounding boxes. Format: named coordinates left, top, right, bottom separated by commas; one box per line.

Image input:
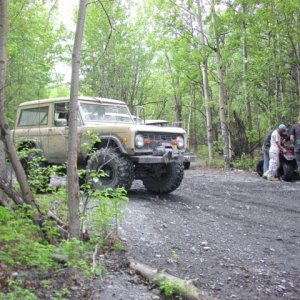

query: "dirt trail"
left=119, top=168, right=300, bottom=299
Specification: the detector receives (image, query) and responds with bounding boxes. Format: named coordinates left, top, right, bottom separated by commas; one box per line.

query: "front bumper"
left=131, top=152, right=196, bottom=164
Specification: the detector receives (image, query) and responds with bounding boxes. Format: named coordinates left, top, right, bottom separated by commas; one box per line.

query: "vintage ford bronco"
left=13, top=96, right=195, bottom=194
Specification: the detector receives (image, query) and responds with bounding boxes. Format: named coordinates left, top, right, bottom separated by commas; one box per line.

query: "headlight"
left=135, top=134, right=144, bottom=148
left=176, top=136, right=184, bottom=149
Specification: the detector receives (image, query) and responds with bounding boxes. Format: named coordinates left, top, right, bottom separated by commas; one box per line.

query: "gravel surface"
left=119, top=168, right=300, bottom=300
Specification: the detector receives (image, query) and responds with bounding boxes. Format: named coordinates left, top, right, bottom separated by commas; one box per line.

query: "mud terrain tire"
left=87, top=148, right=134, bottom=190
left=142, top=162, right=184, bottom=194
left=278, top=163, right=294, bottom=181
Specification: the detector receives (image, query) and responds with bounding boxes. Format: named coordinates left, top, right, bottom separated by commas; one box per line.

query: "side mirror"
left=55, top=119, right=68, bottom=127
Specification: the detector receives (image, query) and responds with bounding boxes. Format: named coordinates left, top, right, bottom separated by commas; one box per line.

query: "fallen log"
left=129, top=258, right=216, bottom=300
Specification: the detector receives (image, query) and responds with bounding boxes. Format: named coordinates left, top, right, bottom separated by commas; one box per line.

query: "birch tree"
left=210, top=0, right=230, bottom=167
left=241, top=2, right=252, bottom=133
left=196, top=0, right=213, bottom=162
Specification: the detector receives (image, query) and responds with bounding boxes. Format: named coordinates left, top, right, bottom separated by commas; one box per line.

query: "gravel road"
left=119, top=168, right=300, bottom=300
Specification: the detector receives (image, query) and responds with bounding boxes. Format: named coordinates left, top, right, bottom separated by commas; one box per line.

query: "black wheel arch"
left=83, top=135, right=128, bottom=166
left=96, top=135, right=127, bottom=154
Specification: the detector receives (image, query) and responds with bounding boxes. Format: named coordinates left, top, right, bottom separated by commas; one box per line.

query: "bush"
left=210, top=158, right=225, bottom=168
left=232, top=153, right=256, bottom=170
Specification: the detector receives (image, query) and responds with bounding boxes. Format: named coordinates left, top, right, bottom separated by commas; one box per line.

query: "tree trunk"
left=0, top=0, right=8, bottom=206
left=266, top=27, right=272, bottom=127
left=0, top=1, right=8, bottom=205
left=196, top=0, right=213, bottom=163
left=67, top=0, right=87, bottom=239
left=297, top=14, right=300, bottom=107
left=188, top=88, right=193, bottom=139
left=165, top=52, right=182, bottom=125
left=0, top=141, right=8, bottom=205
left=211, top=0, right=230, bottom=168
left=242, top=3, right=252, bottom=132
left=0, top=0, right=38, bottom=210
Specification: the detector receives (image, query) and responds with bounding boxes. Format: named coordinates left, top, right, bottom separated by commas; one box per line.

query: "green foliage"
left=210, top=158, right=225, bottom=168
left=79, top=131, right=129, bottom=241
left=169, top=249, right=179, bottom=264
left=17, top=147, right=65, bottom=194
left=170, top=250, right=179, bottom=261
left=196, top=145, right=209, bottom=159
left=58, top=238, right=92, bottom=274
left=87, top=188, right=128, bottom=240
left=155, top=275, right=190, bottom=298
left=52, top=288, right=69, bottom=300
left=112, top=240, right=126, bottom=251
left=232, top=153, right=257, bottom=171
left=5, top=1, right=67, bottom=123
left=5, top=0, right=300, bottom=166
left=16, top=130, right=129, bottom=244
left=0, top=206, right=56, bottom=270
left=246, top=130, right=260, bottom=144
left=79, top=0, right=300, bottom=163
left=1, top=279, right=37, bottom=300
left=80, top=130, right=101, bottom=155
left=0, top=205, right=105, bottom=297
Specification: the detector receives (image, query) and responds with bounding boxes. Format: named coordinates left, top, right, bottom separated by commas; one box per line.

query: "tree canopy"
left=5, top=0, right=300, bottom=161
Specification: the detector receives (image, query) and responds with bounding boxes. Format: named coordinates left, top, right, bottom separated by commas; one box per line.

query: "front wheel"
left=86, top=148, right=134, bottom=190
left=278, top=163, right=294, bottom=181
left=142, top=162, right=184, bottom=194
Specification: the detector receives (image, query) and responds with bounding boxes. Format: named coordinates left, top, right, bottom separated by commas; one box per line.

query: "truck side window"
left=18, top=106, right=49, bottom=126
left=54, top=103, right=69, bottom=126
left=54, top=102, right=81, bottom=126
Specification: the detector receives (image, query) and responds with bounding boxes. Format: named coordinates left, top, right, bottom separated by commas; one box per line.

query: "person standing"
left=290, top=116, right=300, bottom=175
left=262, top=129, right=273, bottom=173
left=263, top=124, right=288, bottom=180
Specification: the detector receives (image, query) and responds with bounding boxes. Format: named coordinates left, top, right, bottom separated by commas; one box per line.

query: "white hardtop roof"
left=19, top=96, right=126, bottom=107
left=144, top=119, right=168, bottom=125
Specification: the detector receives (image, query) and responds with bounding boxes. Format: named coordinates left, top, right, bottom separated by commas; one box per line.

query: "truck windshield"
left=80, top=102, right=134, bottom=124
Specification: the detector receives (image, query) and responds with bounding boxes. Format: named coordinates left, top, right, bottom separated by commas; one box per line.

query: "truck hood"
left=83, top=122, right=186, bottom=134
left=135, top=124, right=185, bottom=134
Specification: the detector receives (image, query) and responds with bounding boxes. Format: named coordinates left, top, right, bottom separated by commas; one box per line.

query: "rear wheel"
left=142, top=162, right=184, bottom=194
left=86, top=148, right=134, bottom=190
left=278, top=163, right=294, bottom=181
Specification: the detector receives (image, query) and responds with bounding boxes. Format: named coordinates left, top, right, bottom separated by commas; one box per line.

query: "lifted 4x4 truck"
left=13, top=96, right=195, bottom=194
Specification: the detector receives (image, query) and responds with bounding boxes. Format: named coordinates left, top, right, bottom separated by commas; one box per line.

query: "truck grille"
left=141, top=132, right=179, bottom=149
